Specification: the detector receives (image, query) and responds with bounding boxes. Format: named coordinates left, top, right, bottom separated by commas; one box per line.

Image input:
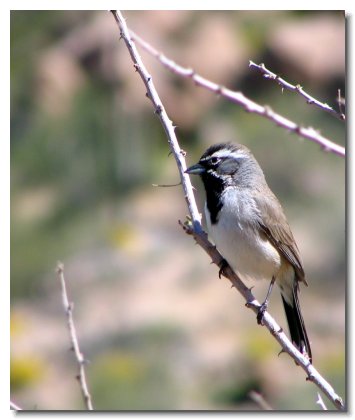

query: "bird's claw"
left=218, top=258, right=229, bottom=278
left=257, top=302, right=268, bottom=325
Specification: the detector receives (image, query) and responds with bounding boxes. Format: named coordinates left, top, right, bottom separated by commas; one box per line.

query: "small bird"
left=185, top=142, right=312, bottom=362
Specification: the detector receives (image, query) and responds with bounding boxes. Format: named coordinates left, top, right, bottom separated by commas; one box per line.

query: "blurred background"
left=10, top=10, right=345, bottom=410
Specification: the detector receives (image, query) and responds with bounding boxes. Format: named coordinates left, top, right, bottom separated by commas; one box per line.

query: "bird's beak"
left=185, top=163, right=206, bottom=175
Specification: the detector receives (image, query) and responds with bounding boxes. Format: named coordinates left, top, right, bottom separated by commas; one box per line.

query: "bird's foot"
left=218, top=258, right=229, bottom=279
left=257, top=302, right=268, bottom=325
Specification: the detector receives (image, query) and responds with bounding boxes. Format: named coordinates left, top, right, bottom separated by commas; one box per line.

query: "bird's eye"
left=210, top=157, right=220, bottom=165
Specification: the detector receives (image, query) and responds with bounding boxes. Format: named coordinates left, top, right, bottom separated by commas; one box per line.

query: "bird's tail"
left=281, top=284, right=312, bottom=363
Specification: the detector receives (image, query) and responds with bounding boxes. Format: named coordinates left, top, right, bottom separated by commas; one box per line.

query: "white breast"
left=205, top=188, right=281, bottom=282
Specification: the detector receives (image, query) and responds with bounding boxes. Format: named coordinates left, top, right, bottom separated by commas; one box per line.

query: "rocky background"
left=11, top=10, right=345, bottom=410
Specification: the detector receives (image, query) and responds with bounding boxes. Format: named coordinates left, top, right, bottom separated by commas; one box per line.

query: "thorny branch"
left=129, top=30, right=345, bottom=158
left=249, top=61, right=345, bottom=121
left=111, top=10, right=345, bottom=411
left=56, top=263, right=93, bottom=411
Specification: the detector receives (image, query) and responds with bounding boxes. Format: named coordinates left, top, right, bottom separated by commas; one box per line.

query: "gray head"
left=186, top=143, right=267, bottom=224
left=186, top=142, right=266, bottom=190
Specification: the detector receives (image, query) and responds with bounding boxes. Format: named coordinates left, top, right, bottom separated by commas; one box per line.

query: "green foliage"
left=11, top=356, right=45, bottom=391
left=213, top=377, right=263, bottom=406
left=89, top=324, right=183, bottom=410
left=90, top=351, right=176, bottom=410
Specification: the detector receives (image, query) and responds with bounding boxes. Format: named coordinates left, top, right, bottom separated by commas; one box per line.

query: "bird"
left=185, top=142, right=312, bottom=362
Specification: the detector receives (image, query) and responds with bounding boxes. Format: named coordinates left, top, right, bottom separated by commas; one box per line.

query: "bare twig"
left=181, top=220, right=344, bottom=410
left=316, top=392, right=328, bottom=410
left=152, top=181, right=182, bottom=187
left=10, top=401, right=22, bottom=411
left=128, top=30, right=345, bottom=158
left=111, top=10, right=345, bottom=411
left=249, top=61, right=345, bottom=122
left=110, top=11, right=203, bottom=232
left=248, top=390, right=273, bottom=410
left=56, top=262, right=93, bottom=410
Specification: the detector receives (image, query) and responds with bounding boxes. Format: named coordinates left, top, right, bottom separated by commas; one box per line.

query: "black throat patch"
left=201, top=171, right=225, bottom=224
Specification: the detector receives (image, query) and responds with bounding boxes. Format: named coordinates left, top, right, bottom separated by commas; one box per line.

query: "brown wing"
left=253, top=191, right=307, bottom=285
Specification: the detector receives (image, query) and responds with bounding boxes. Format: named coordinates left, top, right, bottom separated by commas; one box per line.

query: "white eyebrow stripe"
left=213, top=149, right=249, bottom=160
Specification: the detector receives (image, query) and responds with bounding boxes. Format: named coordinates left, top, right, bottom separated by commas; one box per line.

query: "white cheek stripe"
left=213, top=149, right=249, bottom=160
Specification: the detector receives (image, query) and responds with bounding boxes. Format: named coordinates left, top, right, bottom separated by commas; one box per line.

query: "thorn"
left=293, top=125, right=302, bottom=135
left=188, top=68, right=196, bottom=78
left=216, top=85, right=223, bottom=95
left=263, top=105, right=273, bottom=117
left=155, top=105, right=162, bottom=115
left=56, top=262, right=64, bottom=274
left=277, top=348, right=286, bottom=357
